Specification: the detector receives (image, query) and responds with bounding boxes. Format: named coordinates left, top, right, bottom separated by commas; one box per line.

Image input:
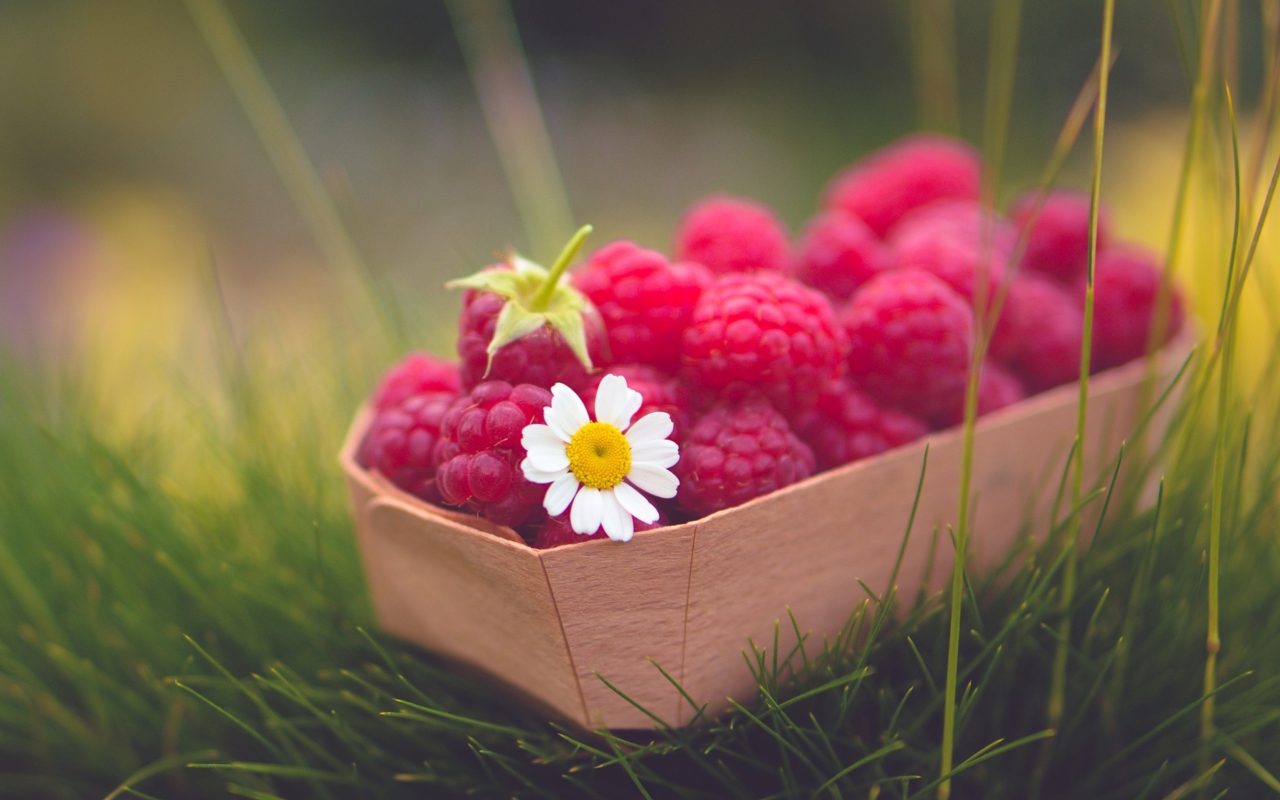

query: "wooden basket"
left=340, top=336, right=1192, bottom=731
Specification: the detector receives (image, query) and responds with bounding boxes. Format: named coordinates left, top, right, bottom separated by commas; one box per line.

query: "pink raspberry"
left=572, top=241, right=712, bottom=371
left=929, top=360, right=1028, bottom=429
left=824, top=134, right=982, bottom=238
left=434, top=381, right=554, bottom=527
left=675, top=397, right=815, bottom=517
left=1083, top=245, right=1185, bottom=371
left=360, top=391, right=457, bottom=503
left=889, top=200, right=1013, bottom=305
left=792, top=379, right=927, bottom=470
left=580, top=364, right=693, bottom=443
left=842, top=268, right=973, bottom=420
left=457, top=283, right=604, bottom=391
left=674, top=195, right=791, bottom=276
left=370, top=353, right=460, bottom=412
left=990, top=274, right=1084, bottom=393
left=1011, top=189, right=1111, bottom=285
left=682, top=273, right=849, bottom=416
left=534, top=508, right=668, bottom=549
left=792, top=210, right=895, bottom=301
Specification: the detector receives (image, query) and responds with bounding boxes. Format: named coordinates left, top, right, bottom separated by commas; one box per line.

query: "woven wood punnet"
left=341, top=335, right=1191, bottom=730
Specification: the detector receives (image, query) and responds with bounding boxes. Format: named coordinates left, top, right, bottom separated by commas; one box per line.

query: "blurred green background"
left=0, top=1, right=1259, bottom=390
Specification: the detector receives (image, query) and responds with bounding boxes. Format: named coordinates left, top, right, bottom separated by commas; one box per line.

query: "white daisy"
left=520, top=374, right=680, bottom=542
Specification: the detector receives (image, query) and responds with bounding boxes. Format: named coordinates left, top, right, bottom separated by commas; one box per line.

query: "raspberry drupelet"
left=841, top=268, right=973, bottom=420
left=675, top=397, right=815, bottom=517
left=580, top=364, right=694, bottom=443
left=823, top=134, right=982, bottom=238
left=674, top=195, right=792, bottom=276
left=792, top=379, right=928, bottom=470
left=1083, top=245, right=1185, bottom=371
left=572, top=240, right=713, bottom=371
left=928, top=360, right=1028, bottom=430
left=361, top=391, right=457, bottom=503
left=889, top=200, right=1013, bottom=306
left=990, top=274, right=1084, bottom=393
left=792, top=209, right=895, bottom=301
left=434, top=381, right=555, bottom=527
left=682, top=272, right=849, bottom=416
left=370, top=352, right=461, bottom=413
left=1011, top=189, right=1111, bottom=285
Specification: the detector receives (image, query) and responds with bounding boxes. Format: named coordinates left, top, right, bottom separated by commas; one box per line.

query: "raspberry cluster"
left=358, top=133, right=1187, bottom=547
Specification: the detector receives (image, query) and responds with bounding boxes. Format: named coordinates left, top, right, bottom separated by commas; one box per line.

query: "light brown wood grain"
left=341, top=333, right=1194, bottom=730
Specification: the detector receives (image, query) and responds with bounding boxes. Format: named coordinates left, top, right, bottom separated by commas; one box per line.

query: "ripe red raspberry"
left=792, top=379, right=927, bottom=470
left=889, top=200, right=1013, bottom=305
left=370, top=353, right=461, bottom=412
left=533, top=508, right=668, bottom=549
left=824, top=134, right=982, bottom=238
left=674, top=195, right=791, bottom=276
left=457, top=286, right=603, bottom=391
left=580, top=364, right=693, bottom=443
left=682, top=273, right=849, bottom=416
left=793, top=210, right=895, bottom=301
left=675, top=397, right=815, bottom=517
left=842, top=268, right=973, bottom=420
left=1011, top=189, right=1111, bottom=285
left=1083, top=245, right=1185, bottom=371
left=360, top=391, right=457, bottom=503
left=929, top=360, right=1028, bottom=429
left=990, top=274, right=1084, bottom=393
left=572, top=241, right=712, bottom=371
left=434, top=381, right=554, bottom=527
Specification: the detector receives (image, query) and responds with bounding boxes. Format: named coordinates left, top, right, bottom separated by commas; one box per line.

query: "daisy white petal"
left=627, top=463, right=679, bottom=499
left=571, top=487, right=604, bottom=535
left=548, top=383, right=590, bottom=437
left=521, top=461, right=569, bottom=484
left=594, top=374, right=644, bottom=431
left=522, top=424, right=566, bottom=457
left=614, top=480, right=659, bottom=524
left=625, top=411, right=674, bottom=445
left=543, top=472, right=581, bottom=517
left=525, top=444, right=570, bottom=473
left=600, top=489, right=635, bottom=542
left=630, top=439, right=680, bottom=469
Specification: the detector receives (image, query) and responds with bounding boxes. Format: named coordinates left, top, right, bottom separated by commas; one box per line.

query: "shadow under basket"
left=340, top=335, right=1193, bottom=731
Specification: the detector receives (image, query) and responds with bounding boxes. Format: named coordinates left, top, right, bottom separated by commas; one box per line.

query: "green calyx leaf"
left=445, top=225, right=597, bottom=374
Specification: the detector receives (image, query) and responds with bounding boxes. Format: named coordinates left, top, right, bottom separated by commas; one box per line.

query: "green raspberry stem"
left=531, top=224, right=593, bottom=311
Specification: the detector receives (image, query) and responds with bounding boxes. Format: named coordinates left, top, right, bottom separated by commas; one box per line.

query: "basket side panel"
left=542, top=524, right=696, bottom=729
left=365, top=498, right=585, bottom=725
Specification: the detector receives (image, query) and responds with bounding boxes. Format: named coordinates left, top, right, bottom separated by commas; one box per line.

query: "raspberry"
left=572, top=241, right=712, bottom=371
left=1011, top=189, right=1111, bottom=285
left=929, top=360, right=1028, bottom=429
left=842, top=268, right=973, bottom=420
left=360, top=391, right=457, bottom=503
left=675, top=397, right=815, bottom=517
left=534, top=508, right=668, bottom=549
left=434, top=381, right=554, bottom=527
left=889, top=200, right=1012, bottom=305
left=1083, top=245, right=1184, bottom=371
left=792, top=210, right=895, bottom=301
left=674, top=195, right=791, bottom=276
left=682, top=273, right=849, bottom=416
left=824, top=134, right=982, bottom=238
left=990, top=274, right=1084, bottom=393
left=457, top=286, right=603, bottom=391
left=370, top=352, right=461, bottom=412
left=580, top=364, right=693, bottom=443
left=792, top=379, right=927, bottom=470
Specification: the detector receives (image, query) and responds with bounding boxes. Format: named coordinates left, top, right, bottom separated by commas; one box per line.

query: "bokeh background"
left=0, top=0, right=1270, bottom=420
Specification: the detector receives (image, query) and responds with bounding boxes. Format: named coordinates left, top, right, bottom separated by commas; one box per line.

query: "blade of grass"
left=907, top=0, right=960, bottom=134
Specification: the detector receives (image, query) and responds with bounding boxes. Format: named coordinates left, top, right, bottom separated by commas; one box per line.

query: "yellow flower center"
left=566, top=422, right=631, bottom=490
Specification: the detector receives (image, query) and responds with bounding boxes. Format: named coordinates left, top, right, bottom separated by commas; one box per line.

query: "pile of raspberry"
left=358, top=133, right=1185, bottom=547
